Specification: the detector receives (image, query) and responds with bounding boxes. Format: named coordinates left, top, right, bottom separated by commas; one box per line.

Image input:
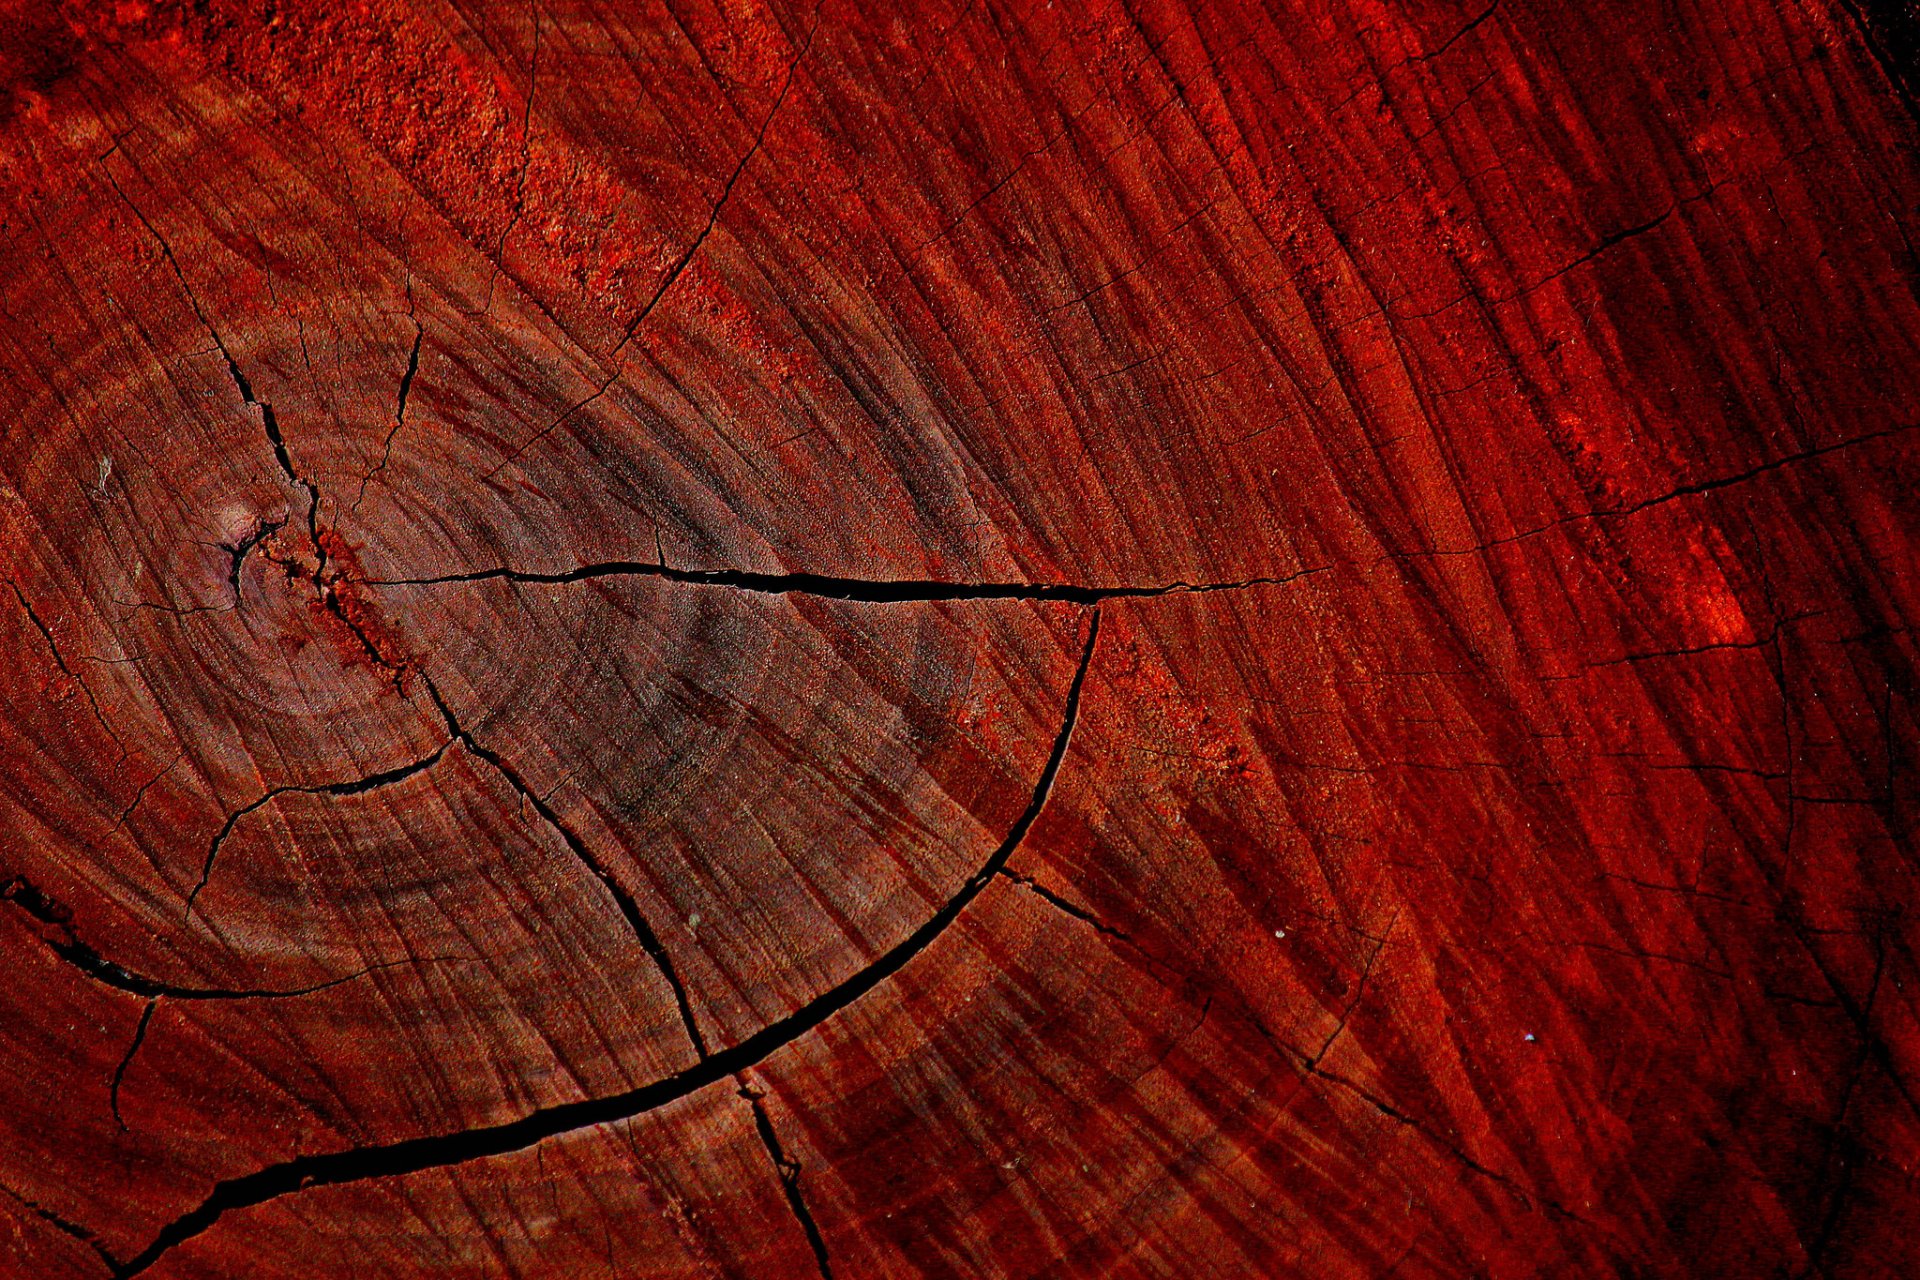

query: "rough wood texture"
left=2, top=1, right=1918, bottom=1276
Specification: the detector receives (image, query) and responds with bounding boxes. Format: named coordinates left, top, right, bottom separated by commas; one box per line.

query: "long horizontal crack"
left=110, top=609, right=1100, bottom=1277
left=369, top=561, right=1328, bottom=605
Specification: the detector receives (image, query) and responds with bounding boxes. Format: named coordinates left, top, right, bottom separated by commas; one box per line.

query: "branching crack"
left=108, top=611, right=1099, bottom=1278
left=113, top=753, right=184, bottom=833
left=221, top=518, right=287, bottom=606
left=104, top=186, right=409, bottom=692
left=187, top=740, right=454, bottom=915
left=101, top=161, right=255, bottom=411
left=353, top=321, right=424, bottom=512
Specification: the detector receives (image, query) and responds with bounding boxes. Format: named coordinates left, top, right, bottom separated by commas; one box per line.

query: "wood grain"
left=2, top=0, right=1917, bottom=1275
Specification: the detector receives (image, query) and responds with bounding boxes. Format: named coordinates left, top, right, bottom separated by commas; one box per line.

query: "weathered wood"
left=2, top=0, right=1917, bottom=1275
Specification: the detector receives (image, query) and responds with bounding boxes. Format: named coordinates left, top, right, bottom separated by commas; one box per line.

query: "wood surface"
left=2, top=0, right=1918, bottom=1275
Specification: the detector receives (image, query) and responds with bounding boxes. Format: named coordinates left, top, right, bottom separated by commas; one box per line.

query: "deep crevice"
left=354, top=321, right=424, bottom=512
left=3, top=874, right=454, bottom=1004
left=110, top=610, right=1099, bottom=1278
left=370, top=560, right=1327, bottom=605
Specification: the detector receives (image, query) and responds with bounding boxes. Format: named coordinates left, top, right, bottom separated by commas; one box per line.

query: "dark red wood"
left=2, top=0, right=1917, bottom=1275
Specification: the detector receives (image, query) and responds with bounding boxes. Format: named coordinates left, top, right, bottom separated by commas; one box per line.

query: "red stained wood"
left=2, top=0, right=1918, bottom=1275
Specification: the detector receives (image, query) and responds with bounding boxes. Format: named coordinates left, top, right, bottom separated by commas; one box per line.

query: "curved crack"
left=3, top=873, right=454, bottom=1004
left=110, top=609, right=1099, bottom=1277
left=220, top=519, right=287, bottom=607
left=109, top=1001, right=155, bottom=1130
left=105, top=957, right=468, bottom=1131
left=187, top=739, right=454, bottom=915
left=353, top=321, right=424, bottom=513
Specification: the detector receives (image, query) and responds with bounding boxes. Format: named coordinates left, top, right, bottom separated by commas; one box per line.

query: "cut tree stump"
left=2, top=1, right=1917, bottom=1276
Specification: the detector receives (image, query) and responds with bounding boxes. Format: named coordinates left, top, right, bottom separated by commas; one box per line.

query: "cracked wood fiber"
left=1, top=0, right=1917, bottom=1276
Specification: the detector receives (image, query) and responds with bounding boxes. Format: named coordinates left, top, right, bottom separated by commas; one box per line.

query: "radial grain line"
left=110, top=611, right=1100, bottom=1278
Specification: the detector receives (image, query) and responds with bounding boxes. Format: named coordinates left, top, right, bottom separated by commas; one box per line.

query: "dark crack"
left=109, top=1001, right=155, bottom=1130
left=0, top=1179, right=118, bottom=1274
left=109, top=610, right=1099, bottom=1277
left=1410, top=0, right=1501, bottom=63
left=996, top=867, right=1135, bottom=943
left=485, top=10, right=819, bottom=478
left=2, top=873, right=448, bottom=1005
left=187, top=740, right=454, bottom=915
left=1382, top=421, right=1920, bottom=560
left=188, top=315, right=408, bottom=691
left=113, top=753, right=183, bottom=833
left=104, top=958, right=465, bottom=1131
left=6, top=578, right=125, bottom=757
left=221, top=519, right=287, bottom=606
left=1305, top=911, right=1397, bottom=1070
left=741, top=1082, right=836, bottom=1279
left=354, top=321, right=424, bottom=512
left=101, top=160, right=255, bottom=413
left=415, top=673, right=711, bottom=1059
left=369, top=560, right=1329, bottom=604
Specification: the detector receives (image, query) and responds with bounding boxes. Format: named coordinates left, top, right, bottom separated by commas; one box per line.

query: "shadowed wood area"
left=2, top=0, right=1918, bottom=1276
